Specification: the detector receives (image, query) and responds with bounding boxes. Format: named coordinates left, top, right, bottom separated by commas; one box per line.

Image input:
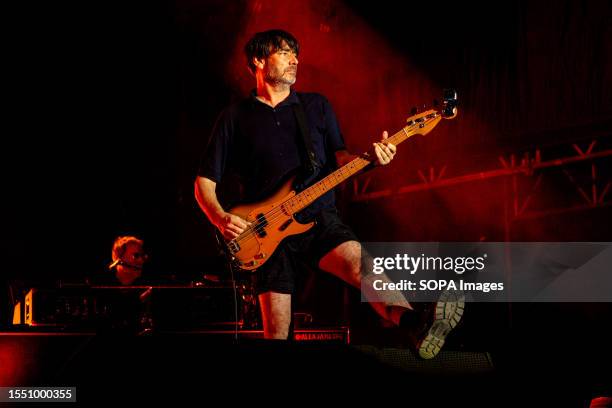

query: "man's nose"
left=290, top=54, right=298, bottom=65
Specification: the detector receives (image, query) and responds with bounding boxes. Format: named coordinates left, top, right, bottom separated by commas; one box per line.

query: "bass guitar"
left=223, top=91, right=458, bottom=271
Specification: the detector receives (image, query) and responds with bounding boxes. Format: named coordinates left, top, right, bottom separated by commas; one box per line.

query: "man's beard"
left=265, top=67, right=297, bottom=87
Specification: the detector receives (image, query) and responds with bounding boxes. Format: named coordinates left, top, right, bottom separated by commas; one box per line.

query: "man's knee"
left=319, top=240, right=363, bottom=284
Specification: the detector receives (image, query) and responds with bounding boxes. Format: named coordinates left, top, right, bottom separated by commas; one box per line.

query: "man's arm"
left=194, top=176, right=250, bottom=240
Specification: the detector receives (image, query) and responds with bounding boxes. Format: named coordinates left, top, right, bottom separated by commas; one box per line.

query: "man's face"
left=122, top=242, right=148, bottom=269
left=262, top=41, right=298, bottom=86
left=115, top=241, right=147, bottom=285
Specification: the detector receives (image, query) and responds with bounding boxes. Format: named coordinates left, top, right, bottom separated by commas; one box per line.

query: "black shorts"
left=255, top=207, right=359, bottom=295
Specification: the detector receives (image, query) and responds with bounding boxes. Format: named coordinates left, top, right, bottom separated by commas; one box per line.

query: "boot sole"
left=418, top=289, right=465, bottom=359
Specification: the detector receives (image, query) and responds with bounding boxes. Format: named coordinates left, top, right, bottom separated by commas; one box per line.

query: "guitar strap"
left=292, top=93, right=321, bottom=188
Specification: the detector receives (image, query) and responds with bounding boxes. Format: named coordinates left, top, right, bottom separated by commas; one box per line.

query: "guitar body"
left=227, top=176, right=315, bottom=271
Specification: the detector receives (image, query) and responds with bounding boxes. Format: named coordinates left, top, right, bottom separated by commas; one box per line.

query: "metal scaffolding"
left=350, top=136, right=612, bottom=227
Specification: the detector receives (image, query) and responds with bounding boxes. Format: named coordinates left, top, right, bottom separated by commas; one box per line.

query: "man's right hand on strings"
left=215, top=212, right=252, bottom=240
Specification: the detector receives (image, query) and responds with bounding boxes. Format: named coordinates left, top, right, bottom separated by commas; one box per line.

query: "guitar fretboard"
left=281, top=115, right=436, bottom=215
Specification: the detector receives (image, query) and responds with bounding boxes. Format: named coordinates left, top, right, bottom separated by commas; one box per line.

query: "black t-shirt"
left=198, top=90, right=346, bottom=220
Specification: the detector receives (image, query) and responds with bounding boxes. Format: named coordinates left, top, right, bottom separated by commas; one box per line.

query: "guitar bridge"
left=227, top=240, right=240, bottom=253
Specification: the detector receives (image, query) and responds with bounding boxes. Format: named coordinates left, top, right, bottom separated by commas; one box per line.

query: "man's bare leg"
left=258, top=291, right=292, bottom=339
left=318, top=240, right=465, bottom=359
left=318, top=240, right=412, bottom=325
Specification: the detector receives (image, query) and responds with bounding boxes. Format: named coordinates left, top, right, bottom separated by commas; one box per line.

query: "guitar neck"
left=282, top=121, right=423, bottom=215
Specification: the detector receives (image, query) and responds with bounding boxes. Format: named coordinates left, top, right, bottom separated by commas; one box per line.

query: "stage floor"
left=1, top=330, right=609, bottom=406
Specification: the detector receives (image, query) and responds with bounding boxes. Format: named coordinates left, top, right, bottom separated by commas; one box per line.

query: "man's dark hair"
left=244, top=29, right=299, bottom=75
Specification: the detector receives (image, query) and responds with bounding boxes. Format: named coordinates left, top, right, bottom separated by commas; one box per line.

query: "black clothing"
left=198, top=90, right=346, bottom=221
left=255, top=207, right=358, bottom=294
left=199, top=89, right=358, bottom=294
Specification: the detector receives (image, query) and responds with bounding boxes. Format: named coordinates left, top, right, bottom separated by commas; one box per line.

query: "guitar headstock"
left=404, top=89, right=459, bottom=136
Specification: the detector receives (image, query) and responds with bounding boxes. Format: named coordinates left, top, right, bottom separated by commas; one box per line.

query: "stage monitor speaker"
left=354, top=345, right=494, bottom=375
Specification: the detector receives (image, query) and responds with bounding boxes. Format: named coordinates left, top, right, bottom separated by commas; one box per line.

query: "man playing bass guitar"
left=195, top=29, right=463, bottom=359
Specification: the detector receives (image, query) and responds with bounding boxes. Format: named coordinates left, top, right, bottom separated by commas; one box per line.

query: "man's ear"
left=253, top=56, right=265, bottom=70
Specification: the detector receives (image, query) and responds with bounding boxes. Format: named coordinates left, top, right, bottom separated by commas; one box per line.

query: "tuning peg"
left=442, top=88, right=459, bottom=118
left=443, top=88, right=458, bottom=103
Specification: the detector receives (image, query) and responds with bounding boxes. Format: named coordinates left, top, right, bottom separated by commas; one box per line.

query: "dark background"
left=2, top=1, right=612, bottom=403
left=3, top=0, right=611, bottom=324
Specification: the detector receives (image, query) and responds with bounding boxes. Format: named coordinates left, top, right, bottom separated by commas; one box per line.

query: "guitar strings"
left=233, top=156, right=372, bottom=243
left=230, top=117, right=433, bottom=249
left=231, top=119, right=426, bottom=247
left=232, top=119, right=423, bottom=245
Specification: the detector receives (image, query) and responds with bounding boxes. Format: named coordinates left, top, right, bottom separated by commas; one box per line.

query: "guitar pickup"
left=279, top=219, right=293, bottom=231
left=255, top=213, right=268, bottom=238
